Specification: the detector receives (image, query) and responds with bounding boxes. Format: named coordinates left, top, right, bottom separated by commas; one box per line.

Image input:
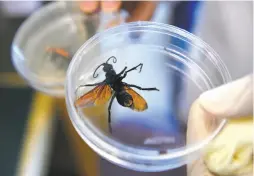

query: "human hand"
left=187, top=74, right=253, bottom=176
left=79, top=1, right=157, bottom=27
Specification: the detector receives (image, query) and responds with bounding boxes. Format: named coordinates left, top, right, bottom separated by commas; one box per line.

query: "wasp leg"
left=121, top=63, right=143, bottom=79
left=127, top=63, right=143, bottom=73
left=77, top=81, right=104, bottom=89
left=83, top=82, right=103, bottom=86
left=117, top=66, right=127, bottom=76
left=108, top=93, right=116, bottom=133
left=124, top=83, right=159, bottom=91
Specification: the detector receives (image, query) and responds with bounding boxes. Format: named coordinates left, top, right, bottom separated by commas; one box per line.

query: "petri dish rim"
left=11, top=1, right=99, bottom=97
left=66, top=21, right=231, bottom=171
left=11, top=2, right=66, bottom=88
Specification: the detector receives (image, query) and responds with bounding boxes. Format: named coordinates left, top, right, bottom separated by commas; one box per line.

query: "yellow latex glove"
left=187, top=74, right=253, bottom=176
left=204, top=117, right=253, bottom=176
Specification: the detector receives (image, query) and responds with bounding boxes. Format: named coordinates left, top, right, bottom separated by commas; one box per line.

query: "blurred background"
left=0, top=1, right=252, bottom=176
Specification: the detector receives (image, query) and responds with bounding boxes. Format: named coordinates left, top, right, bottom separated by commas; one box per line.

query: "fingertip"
left=199, top=75, right=253, bottom=119
left=79, top=1, right=100, bottom=14
left=101, top=1, right=122, bottom=13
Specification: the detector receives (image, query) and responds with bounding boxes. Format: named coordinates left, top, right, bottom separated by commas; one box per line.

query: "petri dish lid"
left=66, top=21, right=231, bottom=172
left=11, top=1, right=127, bottom=97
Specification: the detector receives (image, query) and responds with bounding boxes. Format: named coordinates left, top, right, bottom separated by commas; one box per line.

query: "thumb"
left=187, top=74, right=253, bottom=145
left=199, top=74, right=253, bottom=119
left=187, top=74, right=253, bottom=176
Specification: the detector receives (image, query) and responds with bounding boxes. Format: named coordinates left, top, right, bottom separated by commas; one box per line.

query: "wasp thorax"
left=116, top=92, right=133, bottom=107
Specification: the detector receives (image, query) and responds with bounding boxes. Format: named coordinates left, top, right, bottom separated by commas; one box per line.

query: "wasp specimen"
left=74, top=56, right=160, bottom=132
left=45, top=47, right=72, bottom=68
left=45, top=47, right=70, bottom=58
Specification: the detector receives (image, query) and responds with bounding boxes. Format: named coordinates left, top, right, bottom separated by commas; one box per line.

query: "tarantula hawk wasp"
left=45, top=47, right=72, bottom=68
left=74, top=56, right=160, bottom=132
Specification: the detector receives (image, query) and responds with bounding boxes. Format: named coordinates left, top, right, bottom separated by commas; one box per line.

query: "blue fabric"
left=171, top=1, right=202, bottom=65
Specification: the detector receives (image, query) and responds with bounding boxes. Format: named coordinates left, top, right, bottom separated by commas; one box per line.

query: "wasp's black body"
left=77, top=56, right=159, bottom=131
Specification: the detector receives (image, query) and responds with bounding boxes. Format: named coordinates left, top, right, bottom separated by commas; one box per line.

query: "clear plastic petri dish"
left=65, top=21, right=231, bottom=172
left=11, top=1, right=127, bottom=97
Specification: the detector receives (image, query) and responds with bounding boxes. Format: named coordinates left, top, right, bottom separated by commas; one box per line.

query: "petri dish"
left=11, top=1, right=127, bottom=97
left=65, top=21, right=231, bottom=172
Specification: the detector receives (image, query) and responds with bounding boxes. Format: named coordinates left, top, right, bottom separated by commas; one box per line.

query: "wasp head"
left=102, top=63, right=113, bottom=72
left=93, top=56, right=117, bottom=78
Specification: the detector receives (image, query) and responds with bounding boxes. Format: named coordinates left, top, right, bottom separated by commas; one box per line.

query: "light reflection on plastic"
left=1, top=1, right=42, bottom=17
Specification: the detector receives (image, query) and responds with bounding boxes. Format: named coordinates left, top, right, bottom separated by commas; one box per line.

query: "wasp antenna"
left=106, top=56, right=117, bottom=64
left=93, top=64, right=104, bottom=78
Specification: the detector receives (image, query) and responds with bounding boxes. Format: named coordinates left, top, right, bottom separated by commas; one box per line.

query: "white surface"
left=194, top=1, right=253, bottom=80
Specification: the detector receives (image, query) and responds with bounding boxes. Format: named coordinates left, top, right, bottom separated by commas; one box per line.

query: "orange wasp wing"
left=124, top=86, right=148, bottom=111
left=46, top=47, right=70, bottom=58
left=75, top=84, right=112, bottom=108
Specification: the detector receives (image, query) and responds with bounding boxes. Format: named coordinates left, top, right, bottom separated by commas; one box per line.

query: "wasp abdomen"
left=116, top=91, right=133, bottom=107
